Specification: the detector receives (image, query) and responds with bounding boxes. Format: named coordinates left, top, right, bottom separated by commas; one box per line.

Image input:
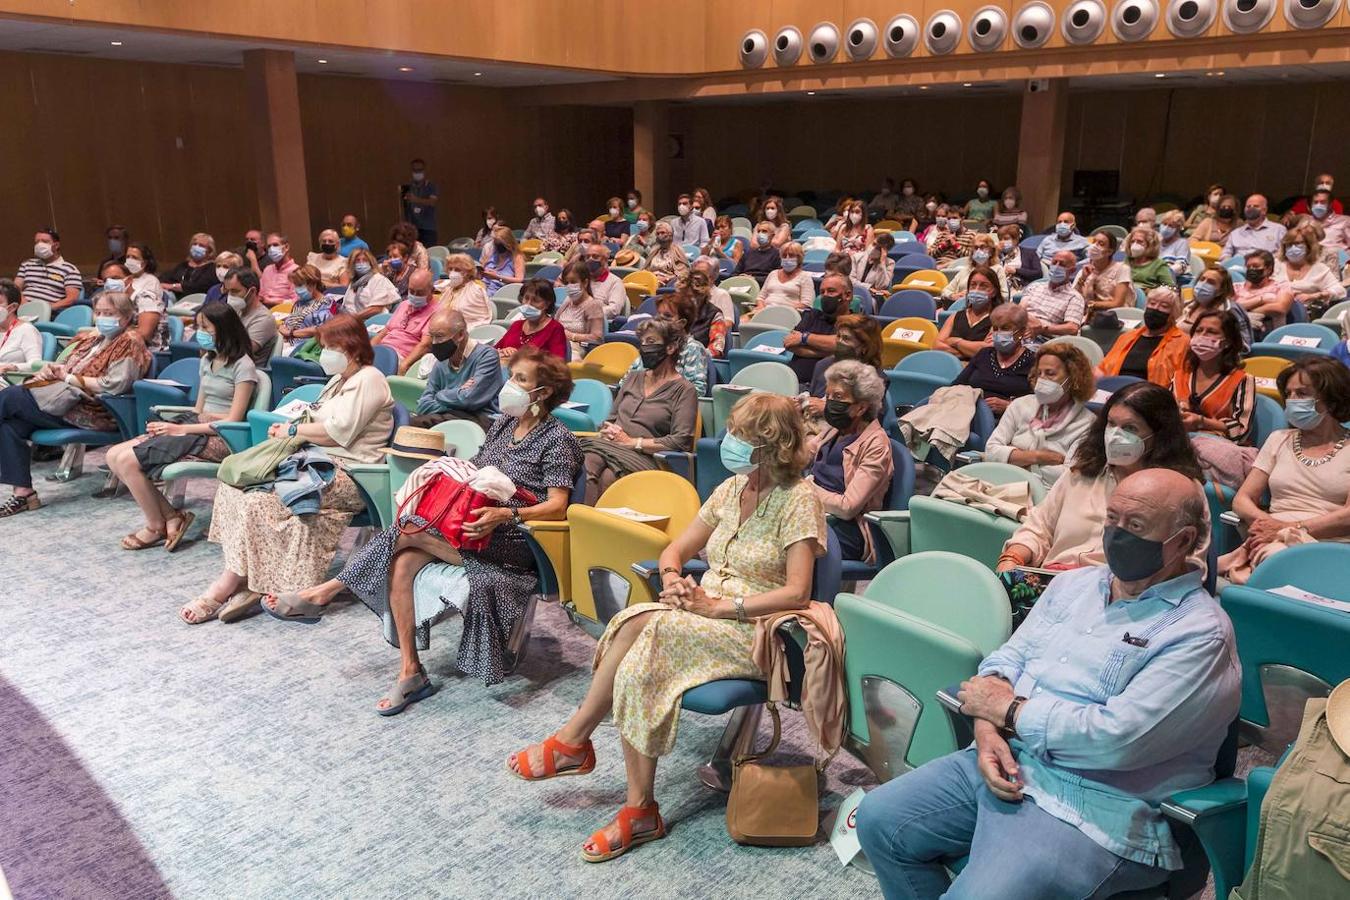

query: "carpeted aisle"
left=0, top=455, right=880, bottom=900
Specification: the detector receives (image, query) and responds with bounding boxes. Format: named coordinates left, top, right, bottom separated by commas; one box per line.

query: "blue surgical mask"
left=1048, top=266, right=1068, bottom=285
left=267, top=245, right=285, bottom=263
left=1193, top=281, right=1217, bottom=303
left=294, top=285, right=312, bottom=303
left=972, top=249, right=990, bottom=265
left=102, top=278, right=126, bottom=293
left=1285, top=244, right=1308, bottom=263
left=563, top=283, right=582, bottom=301
left=966, top=290, right=991, bottom=310
left=719, top=432, right=761, bottom=475
left=95, top=316, right=123, bottom=337
left=519, top=304, right=543, bottom=321
left=195, top=330, right=216, bottom=351
left=1159, top=225, right=1177, bottom=240
left=992, top=330, right=1018, bottom=355
left=189, top=244, right=207, bottom=261
left=1284, top=398, right=1325, bottom=431
left=1311, top=203, right=1329, bottom=219
left=780, top=258, right=798, bottom=273
left=947, top=218, right=962, bottom=231
left=1055, top=222, right=1072, bottom=239
left=407, top=293, right=430, bottom=309
left=354, top=262, right=372, bottom=277
left=388, top=257, right=403, bottom=271
left=587, top=258, right=603, bottom=274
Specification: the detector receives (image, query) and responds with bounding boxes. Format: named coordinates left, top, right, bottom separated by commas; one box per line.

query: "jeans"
left=0, top=385, right=70, bottom=489
left=856, top=749, right=1169, bottom=900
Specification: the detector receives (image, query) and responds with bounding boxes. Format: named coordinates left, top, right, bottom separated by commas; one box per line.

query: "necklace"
left=1292, top=428, right=1348, bottom=467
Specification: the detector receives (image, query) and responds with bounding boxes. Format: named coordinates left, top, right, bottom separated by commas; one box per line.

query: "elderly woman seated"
left=582, top=318, right=698, bottom=504
left=506, top=393, right=827, bottom=862
left=953, top=303, right=1035, bottom=416
left=1158, top=210, right=1191, bottom=282
left=0, top=279, right=43, bottom=373
left=1097, top=286, right=1190, bottom=388
left=182, top=315, right=394, bottom=623
left=806, top=360, right=895, bottom=562
left=263, top=346, right=584, bottom=696
left=997, top=381, right=1205, bottom=575
left=1221, top=357, right=1350, bottom=583
left=624, top=290, right=710, bottom=395
left=644, top=220, right=688, bottom=287
left=0, top=290, right=152, bottom=517
left=105, top=304, right=259, bottom=549
left=1126, top=225, right=1176, bottom=291
left=983, top=343, right=1096, bottom=490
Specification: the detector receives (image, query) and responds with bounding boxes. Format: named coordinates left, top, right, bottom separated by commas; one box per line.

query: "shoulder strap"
left=733, top=702, right=781, bottom=766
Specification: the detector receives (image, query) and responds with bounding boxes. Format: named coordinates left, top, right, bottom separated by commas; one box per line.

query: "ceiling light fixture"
left=317, top=58, right=328, bottom=64
left=962, top=82, right=972, bottom=86
left=110, top=40, right=123, bottom=46
left=473, top=72, right=483, bottom=76
left=806, top=90, right=816, bottom=95
left=398, top=66, right=414, bottom=72
left=1155, top=72, right=1166, bottom=77
left=919, top=84, right=929, bottom=90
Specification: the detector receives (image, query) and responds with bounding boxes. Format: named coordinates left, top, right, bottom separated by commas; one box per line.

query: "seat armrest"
left=865, top=509, right=912, bottom=559
left=936, top=683, right=964, bottom=715
left=634, top=558, right=709, bottom=594
left=935, top=682, right=975, bottom=749
left=1161, top=778, right=1250, bottom=900
left=954, top=451, right=983, bottom=467
left=655, top=450, right=694, bottom=481
left=212, top=421, right=253, bottom=453
left=522, top=520, right=570, bottom=535
left=1219, top=510, right=1240, bottom=527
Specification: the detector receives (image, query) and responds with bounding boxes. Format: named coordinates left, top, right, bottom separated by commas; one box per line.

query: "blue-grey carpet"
left=0, top=454, right=880, bottom=899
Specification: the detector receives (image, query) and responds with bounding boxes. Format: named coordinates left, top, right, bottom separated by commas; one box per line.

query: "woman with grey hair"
left=805, top=359, right=896, bottom=561
left=579, top=317, right=699, bottom=504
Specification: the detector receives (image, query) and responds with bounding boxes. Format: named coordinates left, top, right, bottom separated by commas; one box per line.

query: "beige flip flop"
left=218, top=590, right=262, bottom=624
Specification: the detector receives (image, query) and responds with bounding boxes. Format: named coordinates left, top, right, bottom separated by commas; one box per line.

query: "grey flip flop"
left=262, top=592, right=328, bottom=625
left=376, top=670, right=438, bottom=717
left=218, top=590, right=262, bottom=624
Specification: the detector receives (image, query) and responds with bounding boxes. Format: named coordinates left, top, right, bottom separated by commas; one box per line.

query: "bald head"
left=1108, top=468, right=1207, bottom=556
left=430, top=307, right=466, bottom=337
left=408, top=268, right=434, bottom=294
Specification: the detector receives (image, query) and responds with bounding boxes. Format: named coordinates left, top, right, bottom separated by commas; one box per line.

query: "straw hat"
left=1328, top=678, right=1350, bottom=757
left=382, top=426, right=446, bottom=461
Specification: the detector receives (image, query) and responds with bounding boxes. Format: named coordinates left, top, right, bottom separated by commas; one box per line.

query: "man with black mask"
left=783, top=271, right=849, bottom=386
left=410, top=308, right=504, bottom=430
left=1232, top=249, right=1295, bottom=339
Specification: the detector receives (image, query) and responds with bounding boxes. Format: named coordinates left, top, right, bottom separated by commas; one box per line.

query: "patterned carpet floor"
left=0, top=452, right=880, bottom=900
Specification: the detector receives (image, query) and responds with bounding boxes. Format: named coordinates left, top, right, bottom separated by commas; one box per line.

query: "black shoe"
left=31, top=446, right=63, bottom=462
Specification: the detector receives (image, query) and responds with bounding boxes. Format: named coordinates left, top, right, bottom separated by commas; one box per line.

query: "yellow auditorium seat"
left=874, top=219, right=903, bottom=233
left=1243, top=356, right=1292, bottom=401
left=1191, top=241, right=1222, bottom=264
left=898, top=268, right=949, bottom=297
left=622, top=270, right=659, bottom=312
left=881, top=317, right=940, bottom=368
left=567, top=341, right=639, bottom=385
left=519, top=238, right=542, bottom=257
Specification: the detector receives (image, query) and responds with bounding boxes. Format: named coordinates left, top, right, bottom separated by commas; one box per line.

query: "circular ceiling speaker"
left=883, top=14, right=921, bottom=57
left=1284, top=0, right=1341, bottom=28
left=1167, top=0, right=1218, bottom=35
left=739, top=30, right=768, bottom=68
left=969, top=6, right=1009, bottom=50
left=924, top=9, right=963, bottom=54
left=1223, top=0, right=1277, bottom=32
left=807, top=22, right=840, bottom=64
left=1063, top=0, right=1109, bottom=42
left=1113, top=0, right=1160, bottom=39
left=844, top=18, right=879, bottom=60
left=1013, top=2, right=1057, bottom=47
left=772, top=26, right=803, bottom=66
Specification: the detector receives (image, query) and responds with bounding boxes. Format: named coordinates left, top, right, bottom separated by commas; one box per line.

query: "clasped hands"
left=658, top=573, right=723, bottom=618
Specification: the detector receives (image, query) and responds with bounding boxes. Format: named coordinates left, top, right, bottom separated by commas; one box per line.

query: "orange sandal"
left=581, top=802, right=666, bottom=863
left=506, top=734, right=596, bottom=781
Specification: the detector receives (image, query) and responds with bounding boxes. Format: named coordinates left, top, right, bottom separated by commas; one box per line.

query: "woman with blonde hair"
left=1276, top=227, right=1345, bottom=320
left=1158, top=209, right=1191, bottom=282
left=1192, top=193, right=1239, bottom=244
left=438, top=252, right=493, bottom=330
left=1125, top=226, right=1175, bottom=291
left=752, top=240, right=815, bottom=311
left=507, top=392, right=827, bottom=862
left=940, top=233, right=1010, bottom=304
left=162, top=232, right=219, bottom=297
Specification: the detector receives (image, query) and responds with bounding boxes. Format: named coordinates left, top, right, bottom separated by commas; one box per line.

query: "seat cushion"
left=681, top=678, right=766, bottom=715
left=30, top=428, right=119, bottom=447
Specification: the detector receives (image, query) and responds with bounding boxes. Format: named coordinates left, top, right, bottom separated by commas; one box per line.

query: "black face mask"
left=834, top=342, right=857, bottom=361
left=1245, top=268, right=1266, bottom=284
left=556, top=219, right=571, bottom=233
left=430, top=338, right=458, bottom=361
left=320, top=243, right=337, bottom=254
left=824, top=398, right=855, bottom=430
left=1217, top=208, right=1235, bottom=221
left=1142, top=308, right=1170, bottom=331
left=1103, top=524, right=1180, bottom=582
left=819, top=295, right=844, bottom=316
left=639, top=345, right=669, bottom=370
left=245, top=239, right=259, bottom=253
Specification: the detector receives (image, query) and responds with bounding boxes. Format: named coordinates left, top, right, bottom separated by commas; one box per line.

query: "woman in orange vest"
left=1097, top=286, right=1190, bottom=387
left=1172, top=307, right=1259, bottom=489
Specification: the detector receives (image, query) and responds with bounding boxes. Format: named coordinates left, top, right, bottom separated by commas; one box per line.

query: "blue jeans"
left=856, top=749, right=1169, bottom=900
left=0, top=385, right=70, bottom=489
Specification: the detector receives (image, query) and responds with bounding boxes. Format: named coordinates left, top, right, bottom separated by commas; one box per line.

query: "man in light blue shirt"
left=671, top=193, right=710, bottom=246
left=857, top=469, right=1240, bottom=900
left=1221, top=194, right=1286, bottom=260
left=1037, top=211, right=1090, bottom=266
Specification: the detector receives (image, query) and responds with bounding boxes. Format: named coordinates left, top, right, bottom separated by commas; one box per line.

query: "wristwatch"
left=511, top=508, right=523, bottom=526
left=732, top=597, right=746, bottom=623
left=1003, top=696, right=1026, bottom=736
left=635, top=437, right=645, bottom=453
left=287, top=422, right=299, bottom=438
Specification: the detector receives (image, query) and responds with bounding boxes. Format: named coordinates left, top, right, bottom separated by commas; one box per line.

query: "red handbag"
left=396, top=471, right=537, bottom=551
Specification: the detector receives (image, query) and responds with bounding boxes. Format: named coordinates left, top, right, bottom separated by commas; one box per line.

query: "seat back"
left=881, top=317, right=940, bottom=368
left=468, top=323, right=506, bottom=343
left=40, top=330, right=58, bottom=361
left=1251, top=393, right=1286, bottom=448
left=623, top=270, right=659, bottom=296
left=429, top=419, right=486, bottom=459
left=1043, top=334, right=1105, bottom=368
left=570, top=341, right=639, bottom=385
left=719, top=274, right=760, bottom=305
left=1243, top=355, right=1293, bottom=400
left=898, top=269, right=948, bottom=294
left=568, top=378, right=614, bottom=430
left=1262, top=322, right=1340, bottom=349
left=730, top=360, right=798, bottom=394
left=492, top=283, right=523, bottom=303
left=886, top=350, right=964, bottom=409
left=18, top=300, right=52, bottom=322
left=372, top=344, right=399, bottom=376
left=880, top=290, right=937, bottom=320
left=746, top=305, right=800, bottom=329
left=534, top=264, right=562, bottom=283
left=908, top=463, right=1044, bottom=568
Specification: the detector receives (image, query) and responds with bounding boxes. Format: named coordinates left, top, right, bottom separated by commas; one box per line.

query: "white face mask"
left=498, top=380, right=538, bottom=417
left=125, top=257, right=144, bottom=274
left=610, top=207, right=620, bottom=217
left=1034, top=377, right=1065, bottom=406
left=318, top=347, right=349, bottom=376
left=1104, top=425, right=1147, bottom=467
left=34, top=242, right=53, bottom=260
left=763, top=207, right=777, bottom=220
left=215, top=266, right=230, bottom=282
left=1004, top=198, right=1016, bottom=209
left=534, top=205, right=546, bottom=217
left=446, top=271, right=465, bottom=288
left=1128, top=242, right=1146, bottom=258
left=678, top=204, right=691, bottom=216
left=0, top=306, right=9, bottom=324
left=849, top=211, right=862, bottom=225
left=227, top=293, right=248, bottom=314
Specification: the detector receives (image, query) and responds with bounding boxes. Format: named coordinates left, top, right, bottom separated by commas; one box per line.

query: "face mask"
left=411, top=171, right=425, bottom=182
left=1128, top=242, right=1146, bottom=258
left=849, top=211, right=862, bottom=225
left=1055, top=222, right=1072, bottom=238
left=1160, top=225, right=1177, bottom=240
left=977, top=187, right=989, bottom=199
left=1193, top=281, right=1218, bottom=303
left=246, top=240, right=259, bottom=254
left=610, top=207, right=620, bottom=217
left=1087, top=244, right=1108, bottom=261
left=1243, top=206, right=1263, bottom=222
left=966, top=289, right=991, bottom=311
left=407, top=293, right=430, bottom=309
left=925, top=201, right=937, bottom=212
left=341, top=225, right=356, bottom=238
left=627, top=198, right=638, bottom=209
left=354, top=262, right=372, bottom=277
left=780, top=258, right=798, bottom=273
left=388, top=257, right=404, bottom=271
left=446, top=271, right=464, bottom=288
left=215, top=266, right=230, bottom=282
left=833, top=341, right=857, bottom=360
left=294, top=285, right=312, bottom=303
left=493, top=241, right=507, bottom=255
left=972, top=249, right=990, bottom=265
left=678, top=204, right=691, bottom=217
left=1048, top=265, right=1069, bottom=284
left=519, top=304, right=543, bottom=321
left=636, top=220, right=650, bottom=233
left=1209, top=193, right=1222, bottom=206
left=534, top=205, right=546, bottom=217
left=34, top=242, right=53, bottom=260
left=1285, top=244, right=1308, bottom=263
left=1284, top=398, right=1325, bottom=431
left=125, top=257, right=144, bottom=274
left=564, top=283, right=582, bottom=300
left=1218, top=207, right=1236, bottom=220
left=639, top=344, right=669, bottom=370
left=318, top=348, right=349, bottom=376
left=320, top=242, right=337, bottom=254
left=108, top=238, right=124, bottom=254
left=430, top=338, right=458, bottom=361
left=819, top=295, right=843, bottom=316
left=227, top=293, right=248, bottom=314
left=1245, top=267, right=1265, bottom=284
left=95, top=316, right=124, bottom=337
left=1034, top=377, right=1064, bottom=406
left=587, top=259, right=604, bottom=275
left=755, top=232, right=770, bottom=247
left=1000, top=240, right=1014, bottom=252
left=195, top=330, right=216, bottom=351
left=556, top=219, right=571, bottom=232
left=189, top=245, right=207, bottom=261
left=656, top=235, right=672, bottom=246
left=102, top=278, right=126, bottom=293
left=719, top=432, right=760, bottom=475
left=498, top=381, right=538, bottom=418
left=1104, top=525, right=1182, bottom=582
left=0, top=307, right=9, bottom=325
left=764, top=208, right=777, bottom=220
left=992, top=331, right=1018, bottom=355
left=267, top=246, right=284, bottom=263
left=824, top=398, right=855, bottom=430
left=1311, top=203, right=1329, bottom=220
left=1316, top=182, right=1333, bottom=192
left=903, top=186, right=915, bottom=197
left=1143, top=308, right=1170, bottom=331
left=947, top=218, right=962, bottom=231
left=1189, top=334, right=1223, bottom=360
left=1104, top=424, right=1147, bottom=466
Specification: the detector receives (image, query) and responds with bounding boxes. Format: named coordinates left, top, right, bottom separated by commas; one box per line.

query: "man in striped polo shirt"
left=15, top=227, right=81, bottom=311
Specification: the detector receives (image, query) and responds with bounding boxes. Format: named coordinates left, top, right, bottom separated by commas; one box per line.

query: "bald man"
left=411, top=307, right=502, bottom=430
left=782, top=271, right=848, bottom=386
left=1221, top=193, right=1286, bottom=260
left=373, top=268, right=438, bottom=374
left=858, top=468, right=1239, bottom=900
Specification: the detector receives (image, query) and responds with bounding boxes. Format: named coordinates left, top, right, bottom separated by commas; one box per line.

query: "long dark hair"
left=965, top=264, right=1004, bottom=307
left=1072, top=381, right=1202, bottom=480
left=197, top=302, right=251, bottom=366
left=1186, top=308, right=1244, bottom=374
left=129, top=242, right=158, bottom=275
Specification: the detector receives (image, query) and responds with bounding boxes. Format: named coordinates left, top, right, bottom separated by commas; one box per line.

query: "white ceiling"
left=0, top=17, right=619, bottom=86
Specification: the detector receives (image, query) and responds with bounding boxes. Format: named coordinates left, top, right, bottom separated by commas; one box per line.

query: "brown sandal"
left=121, top=527, right=166, bottom=550
left=218, top=590, right=262, bottom=624
left=179, top=595, right=226, bottom=625
left=164, top=511, right=195, bottom=552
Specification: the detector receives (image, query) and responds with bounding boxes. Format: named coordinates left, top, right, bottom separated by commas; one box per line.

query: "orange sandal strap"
left=514, top=735, right=594, bottom=780
left=588, top=803, right=662, bottom=858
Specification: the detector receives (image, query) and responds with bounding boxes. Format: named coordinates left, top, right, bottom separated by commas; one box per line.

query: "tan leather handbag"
left=725, top=703, right=820, bottom=846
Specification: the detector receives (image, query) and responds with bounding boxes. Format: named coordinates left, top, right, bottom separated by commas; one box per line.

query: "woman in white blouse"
left=340, top=247, right=400, bottom=321
left=983, top=343, right=1097, bottom=490
left=0, top=280, right=43, bottom=372
left=1275, top=228, right=1345, bottom=320
left=437, top=253, right=493, bottom=331
left=1075, top=231, right=1134, bottom=311
left=751, top=242, right=816, bottom=312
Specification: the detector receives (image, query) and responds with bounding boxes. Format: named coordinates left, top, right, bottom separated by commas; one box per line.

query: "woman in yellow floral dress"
left=506, top=393, right=827, bottom=862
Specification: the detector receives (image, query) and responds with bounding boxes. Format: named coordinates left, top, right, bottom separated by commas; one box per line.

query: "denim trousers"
left=0, top=385, right=69, bottom=489
left=855, top=748, right=1169, bottom=900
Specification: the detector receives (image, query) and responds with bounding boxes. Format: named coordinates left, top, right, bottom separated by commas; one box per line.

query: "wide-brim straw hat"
left=1328, top=678, right=1350, bottom=757
left=382, top=426, right=446, bottom=461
